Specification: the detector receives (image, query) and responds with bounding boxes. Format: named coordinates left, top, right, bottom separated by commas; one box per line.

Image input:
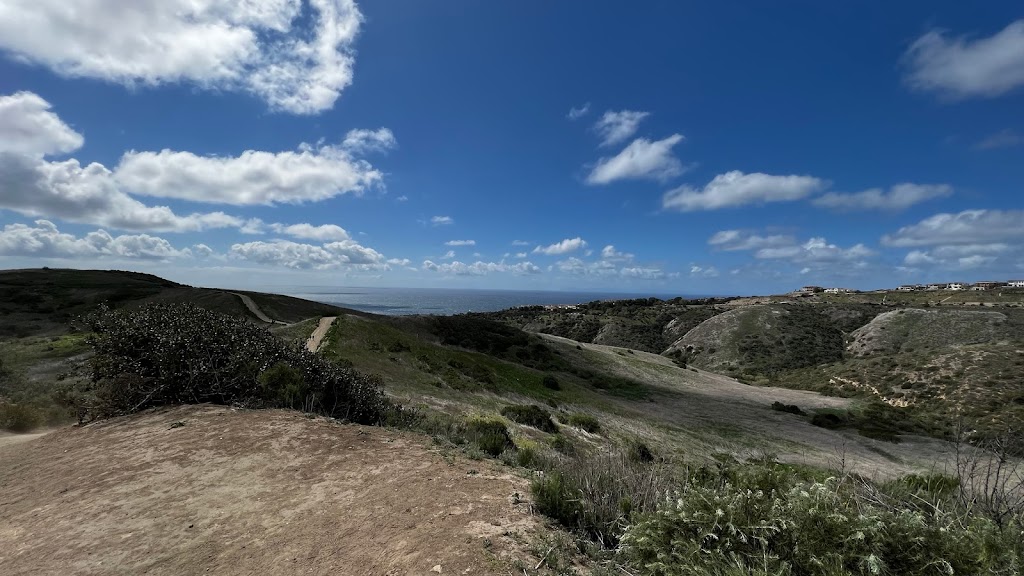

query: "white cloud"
left=0, top=219, right=190, bottom=260
left=755, top=237, right=874, bottom=263
left=0, top=152, right=242, bottom=232
left=511, top=240, right=531, bottom=246
left=230, top=238, right=384, bottom=270
left=192, top=243, right=214, bottom=258
left=813, top=183, right=952, bottom=211
left=431, top=216, right=454, bottom=226
left=593, top=110, right=649, bottom=147
left=881, top=209, right=1024, bottom=247
left=0, top=0, right=364, bottom=114
left=620, top=266, right=672, bottom=280
left=708, top=230, right=795, bottom=251
left=533, top=237, right=587, bottom=256
left=514, top=252, right=527, bottom=259
left=114, top=140, right=385, bottom=205
left=341, top=128, right=397, bottom=154
left=903, top=20, right=1024, bottom=99
left=904, top=244, right=1010, bottom=270
left=386, top=257, right=411, bottom=267
left=567, top=103, right=591, bottom=120
left=586, top=134, right=685, bottom=185
left=445, top=239, right=475, bottom=246
left=662, top=170, right=825, bottom=212
left=600, top=245, right=634, bottom=262
left=270, top=223, right=351, bottom=241
left=422, top=259, right=541, bottom=276
left=396, top=195, right=409, bottom=202
left=0, top=91, right=83, bottom=156
left=976, top=129, right=1023, bottom=150
left=689, top=265, right=720, bottom=278
left=440, top=250, right=456, bottom=260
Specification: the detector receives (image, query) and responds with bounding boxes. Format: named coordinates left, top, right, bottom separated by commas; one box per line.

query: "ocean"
left=272, top=286, right=690, bottom=316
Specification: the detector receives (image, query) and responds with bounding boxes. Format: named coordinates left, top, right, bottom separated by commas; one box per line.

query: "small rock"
left=431, top=565, right=442, bottom=573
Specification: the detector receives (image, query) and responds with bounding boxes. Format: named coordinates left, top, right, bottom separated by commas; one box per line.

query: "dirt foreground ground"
left=0, top=406, right=547, bottom=576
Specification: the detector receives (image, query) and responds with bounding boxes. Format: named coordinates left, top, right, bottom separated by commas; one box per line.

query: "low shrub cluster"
left=771, top=401, right=804, bottom=415
left=500, top=404, right=558, bottom=433
left=565, top=412, right=602, bottom=434
left=621, top=468, right=1023, bottom=575
left=66, top=303, right=389, bottom=424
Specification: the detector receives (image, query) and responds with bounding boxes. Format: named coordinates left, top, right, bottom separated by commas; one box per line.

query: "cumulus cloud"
left=440, top=250, right=456, bottom=260
left=533, top=237, right=587, bottom=256
left=422, top=259, right=541, bottom=276
left=620, top=266, right=672, bottom=280
left=881, top=209, right=1024, bottom=247
left=708, top=230, right=795, bottom=251
left=0, top=91, right=83, bottom=156
left=0, top=152, right=242, bottom=232
left=600, top=245, right=634, bottom=262
left=230, top=238, right=385, bottom=270
left=0, top=0, right=365, bottom=114
left=663, top=171, right=825, bottom=212
left=269, top=223, right=351, bottom=241
left=511, top=240, right=531, bottom=246
left=114, top=141, right=386, bottom=205
left=593, top=110, right=650, bottom=147
left=567, top=103, right=591, bottom=120
left=444, top=239, right=475, bottom=246
left=813, top=183, right=952, bottom=211
left=341, top=128, right=397, bottom=154
left=689, top=265, right=720, bottom=278
left=755, top=237, right=874, bottom=263
left=586, top=135, right=685, bottom=185
left=0, top=219, right=190, bottom=260
left=431, top=216, right=454, bottom=226
left=903, top=20, right=1024, bottom=99
left=192, top=243, right=215, bottom=258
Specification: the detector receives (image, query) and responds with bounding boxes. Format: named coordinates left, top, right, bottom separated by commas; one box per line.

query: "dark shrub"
left=811, top=412, right=845, bottom=429
left=771, top=401, right=804, bottom=415
left=628, top=440, right=656, bottom=463
left=541, top=374, right=560, bottom=390
left=70, top=303, right=389, bottom=424
left=500, top=404, right=558, bottom=433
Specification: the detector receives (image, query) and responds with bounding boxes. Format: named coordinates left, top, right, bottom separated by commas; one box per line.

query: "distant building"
left=823, top=287, right=852, bottom=294
left=897, top=285, right=917, bottom=292
left=925, top=284, right=943, bottom=291
left=1009, top=280, right=1024, bottom=288
left=798, top=286, right=824, bottom=294
left=972, top=281, right=1005, bottom=291
left=947, top=283, right=965, bottom=291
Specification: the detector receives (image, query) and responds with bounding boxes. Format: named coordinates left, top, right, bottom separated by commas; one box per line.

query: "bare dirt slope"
left=229, top=292, right=286, bottom=325
left=0, top=406, right=546, bottom=576
left=306, top=316, right=337, bottom=353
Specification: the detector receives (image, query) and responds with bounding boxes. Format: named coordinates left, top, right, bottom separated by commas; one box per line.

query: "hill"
left=0, top=268, right=345, bottom=337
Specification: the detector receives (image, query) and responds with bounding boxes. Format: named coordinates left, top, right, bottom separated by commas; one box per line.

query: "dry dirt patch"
left=0, top=406, right=545, bottom=576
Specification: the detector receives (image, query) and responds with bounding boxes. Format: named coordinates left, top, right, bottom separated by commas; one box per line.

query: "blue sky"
left=1, top=1, right=1022, bottom=295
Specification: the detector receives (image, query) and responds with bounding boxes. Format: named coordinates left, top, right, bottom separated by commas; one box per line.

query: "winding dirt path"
left=306, top=316, right=337, bottom=353
left=0, top=406, right=547, bottom=575
left=229, top=292, right=285, bottom=325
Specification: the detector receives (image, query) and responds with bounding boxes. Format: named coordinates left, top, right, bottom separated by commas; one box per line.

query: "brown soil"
left=306, top=317, right=337, bottom=353
left=0, top=406, right=547, bottom=576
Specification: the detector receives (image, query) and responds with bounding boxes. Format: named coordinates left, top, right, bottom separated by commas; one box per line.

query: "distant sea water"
left=272, top=286, right=700, bottom=316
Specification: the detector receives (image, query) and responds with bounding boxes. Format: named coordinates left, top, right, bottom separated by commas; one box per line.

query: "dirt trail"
left=229, top=292, right=286, bottom=325
left=542, top=334, right=956, bottom=477
left=306, top=316, right=337, bottom=353
left=0, top=430, right=50, bottom=449
left=0, top=406, right=546, bottom=576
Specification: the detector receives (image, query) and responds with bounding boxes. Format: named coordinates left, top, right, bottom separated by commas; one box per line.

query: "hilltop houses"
left=947, top=282, right=965, bottom=291
left=1009, top=280, right=1024, bottom=288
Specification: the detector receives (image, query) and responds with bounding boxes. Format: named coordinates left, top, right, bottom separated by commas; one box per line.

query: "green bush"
left=621, top=470, right=1022, bottom=576
left=565, top=412, right=602, bottom=434
left=542, top=374, right=560, bottom=390
left=69, top=303, right=389, bottom=424
left=0, top=402, right=44, bottom=432
left=531, top=452, right=671, bottom=546
left=465, top=418, right=514, bottom=456
left=500, top=404, right=558, bottom=433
